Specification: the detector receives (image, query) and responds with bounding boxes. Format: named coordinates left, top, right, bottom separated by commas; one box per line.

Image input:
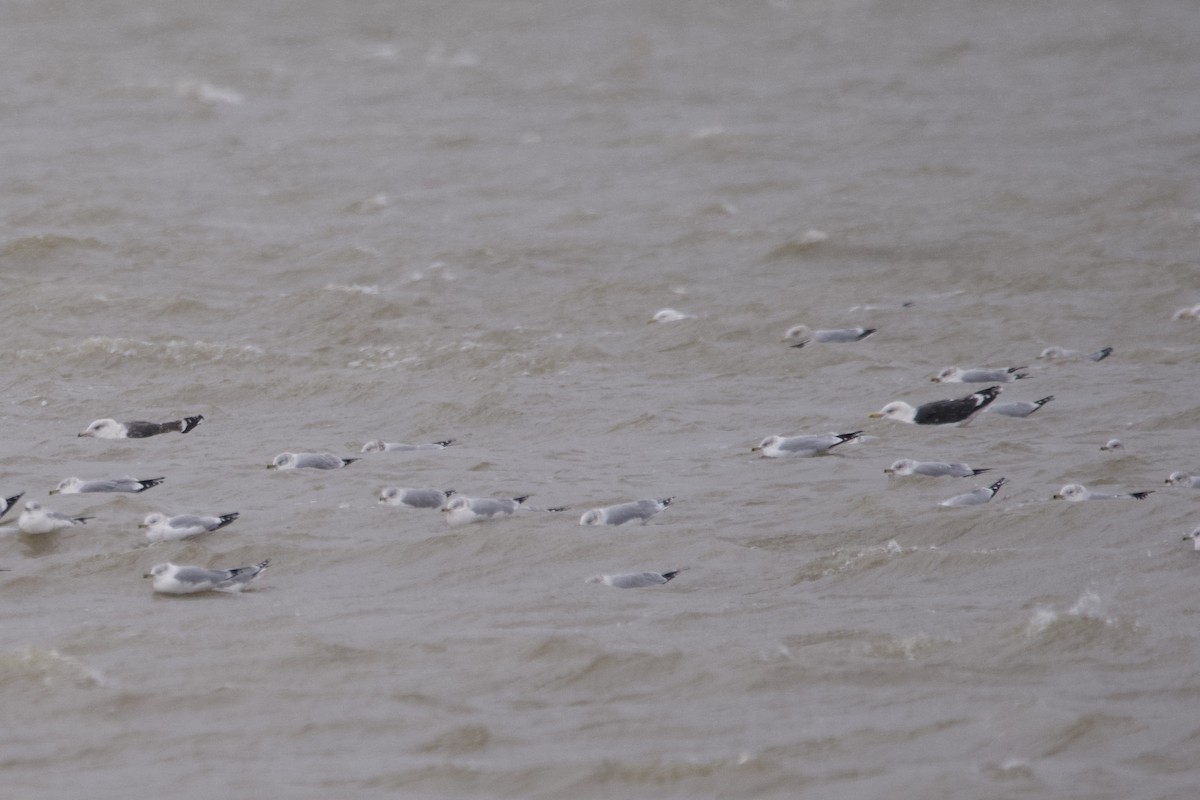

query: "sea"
left=2, top=1, right=1199, bottom=798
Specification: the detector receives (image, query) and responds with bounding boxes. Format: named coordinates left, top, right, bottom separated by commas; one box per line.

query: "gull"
left=869, top=386, right=1001, bottom=426
left=586, top=569, right=681, bottom=588
left=361, top=439, right=455, bottom=453
left=51, top=476, right=164, bottom=495
left=940, top=477, right=1008, bottom=507
left=752, top=431, right=862, bottom=457
left=984, top=396, right=1055, bottom=418
left=442, top=495, right=530, bottom=526
left=78, top=415, right=204, bottom=438
left=1172, top=305, right=1200, bottom=320
left=783, top=324, right=876, bottom=348
left=1100, top=439, right=1124, bottom=451
left=1052, top=484, right=1153, bottom=501
left=17, top=501, right=93, bottom=534
left=379, top=487, right=456, bottom=509
left=1182, top=528, right=1200, bottom=550
left=144, top=560, right=269, bottom=594
left=267, top=452, right=359, bottom=470
left=140, top=512, right=239, bottom=542
left=1165, top=472, right=1200, bottom=488
left=579, top=498, right=673, bottom=526
left=932, top=366, right=1028, bottom=383
left=884, top=459, right=990, bottom=478
left=0, top=492, right=24, bottom=522
left=1037, top=346, right=1113, bottom=362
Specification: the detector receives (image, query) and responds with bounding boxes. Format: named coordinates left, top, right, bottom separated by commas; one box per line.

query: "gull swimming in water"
left=379, top=487, right=456, bottom=509
left=1165, top=472, right=1200, bottom=488
left=1037, top=346, right=1113, bottom=362
left=783, top=324, right=876, bottom=348
left=1172, top=305, right=1200, bottom=321
left=884, top=459, right=990, bottom=478
left=140, top=512, right=239, bottom=542
left=361, top=439, right=455, bottom=453
left=1100, top=439, right=1124, bottom=451
left=586, top=569, right=681, bottom=588
left=51, top=476, right=164, bottom=495
left=579, top=498, right=673, bottom=526
left=144, top=560, right=269, bottom=594
left=984, top=396, right=1055, bottom=418
left=869, top=386, right=1001, bottom=426
left=752, top=431, right=862, bottom=457
left=17, top=501, right=93, bottom=534
left=932, top=366, right=1028, bottom=383
left=940, top=477, right=1008, bottom=507
left=78, top=415, right=204, bottom=439
left=267, top=452, right=359, bottom=470
left=442, top=495, right=530, bottom=526
left=1052, top=484, right=1153, bottom=501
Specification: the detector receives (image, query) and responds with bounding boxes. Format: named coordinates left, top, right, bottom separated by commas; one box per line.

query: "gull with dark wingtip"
left=145, top=559, right=269, bottom=594
left=17, top=501, right=93, bottom=534
left=784, top=324, right=876, bottom=348
left=51, top=476, right=164, bottom=495
left=752, top=431, right=862, bottom=457
left=140, top=512, right=239, bottom=542
left=985, top=396, right=1055, bottom=418
left=932, top=365, right=1028, bottom=383
left=940, top=477, right=1008, bottom=507
left=78, top=415, right=203, bottom=439
left=1052, top=484, right=1153, bottom=501
left=268, top=452, right=358, bottom=470
left=361, top=439, right=456, bottom=453
left=587, top=569, right=682, bottom=588
left=869, top=386, right=1001, bottom=426
left=885, top=459, right=990, bottom=478
left=579, top=498, right=673, bottom=526
left=379, top=487, right=456, bottom=509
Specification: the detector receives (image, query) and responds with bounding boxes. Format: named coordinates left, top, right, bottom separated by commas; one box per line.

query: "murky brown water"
left=3, top=1, right=1199, bottom=797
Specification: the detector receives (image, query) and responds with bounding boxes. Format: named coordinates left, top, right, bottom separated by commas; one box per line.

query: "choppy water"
left=3, top=1, right=1199, bottom=797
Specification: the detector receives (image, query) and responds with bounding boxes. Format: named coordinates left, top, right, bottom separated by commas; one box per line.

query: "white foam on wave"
left=324, top=283, right=381, bottom=295
left=28, top=337, right=265, bottom=365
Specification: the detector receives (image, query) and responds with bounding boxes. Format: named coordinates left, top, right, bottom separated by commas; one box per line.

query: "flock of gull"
left=0, top=410, right=685, bottom=594
left=4, top=311, right=1197, bottom=595
left=656, top=308, right=1198, bottom=542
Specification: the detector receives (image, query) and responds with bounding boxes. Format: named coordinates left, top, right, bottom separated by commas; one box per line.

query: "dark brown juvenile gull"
left=78, top=415, right=203, bottom=439
left=869, top=386, right=1001, bottom=426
